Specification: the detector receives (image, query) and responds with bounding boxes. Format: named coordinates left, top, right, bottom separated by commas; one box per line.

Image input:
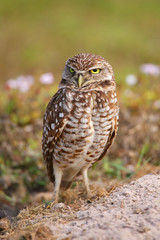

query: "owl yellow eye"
left=90, top=68, right=101, bottom=74
left=69, top=68, right=75, bottom=73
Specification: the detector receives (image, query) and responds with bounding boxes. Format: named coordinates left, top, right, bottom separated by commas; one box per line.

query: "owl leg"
left=53, top=163, right=63, bottom=203
left=82, top=167, right=91, bottom=198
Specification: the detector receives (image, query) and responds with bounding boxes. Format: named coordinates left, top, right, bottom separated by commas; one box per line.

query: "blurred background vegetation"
left=0, top=0, right=159, bottom=82
left=0, top=0, right=160, bottom=215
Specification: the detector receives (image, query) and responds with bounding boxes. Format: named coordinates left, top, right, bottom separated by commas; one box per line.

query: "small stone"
left=52, top=203, right=66, bottom=210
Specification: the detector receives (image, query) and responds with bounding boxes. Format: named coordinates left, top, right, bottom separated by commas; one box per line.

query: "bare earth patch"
left=1, top=173, right=160, bottom=240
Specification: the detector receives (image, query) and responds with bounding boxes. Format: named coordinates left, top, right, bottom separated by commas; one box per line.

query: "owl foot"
left=86, top=190, right=94, bottom=201
left=86, top=190, right=92, bottom=199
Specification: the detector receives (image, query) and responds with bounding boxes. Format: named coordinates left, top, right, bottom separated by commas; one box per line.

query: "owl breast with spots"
left=51, top=86, right=119, bottom=182
left=53, top=90, right=94, bottom=171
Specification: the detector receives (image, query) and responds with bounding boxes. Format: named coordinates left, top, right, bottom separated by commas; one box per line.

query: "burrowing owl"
left=42, top=53, right=119, bottom=203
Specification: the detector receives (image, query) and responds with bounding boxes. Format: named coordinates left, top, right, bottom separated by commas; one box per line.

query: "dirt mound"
left=48, top=173, right=160, bottom=240
left=1, top=173, right=160, bottom=240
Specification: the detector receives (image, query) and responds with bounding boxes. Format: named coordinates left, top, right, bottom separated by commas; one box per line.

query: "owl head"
left=60, top=53, right=114, bottom=88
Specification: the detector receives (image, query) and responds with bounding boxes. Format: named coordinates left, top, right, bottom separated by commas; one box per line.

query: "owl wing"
left=42, top=88, right=69, bottom=183
left=97, top=106, right=119, bottom=161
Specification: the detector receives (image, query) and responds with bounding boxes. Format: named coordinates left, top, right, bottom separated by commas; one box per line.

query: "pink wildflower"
left=140, top=64, right=160, bottom=76
left=40, top=73, right=54, bottom=84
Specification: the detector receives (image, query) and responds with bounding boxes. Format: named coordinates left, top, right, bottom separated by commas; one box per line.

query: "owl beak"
left=78, top=74, right=84, bottom=88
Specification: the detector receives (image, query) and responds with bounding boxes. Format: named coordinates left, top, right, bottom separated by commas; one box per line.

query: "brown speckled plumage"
left=42, top=53, right=119, bottom=202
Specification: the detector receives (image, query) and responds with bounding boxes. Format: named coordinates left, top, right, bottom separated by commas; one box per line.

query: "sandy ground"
left=1, top=173, right=160, bottom=240
left=48, top=174, right=160, bottom=240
